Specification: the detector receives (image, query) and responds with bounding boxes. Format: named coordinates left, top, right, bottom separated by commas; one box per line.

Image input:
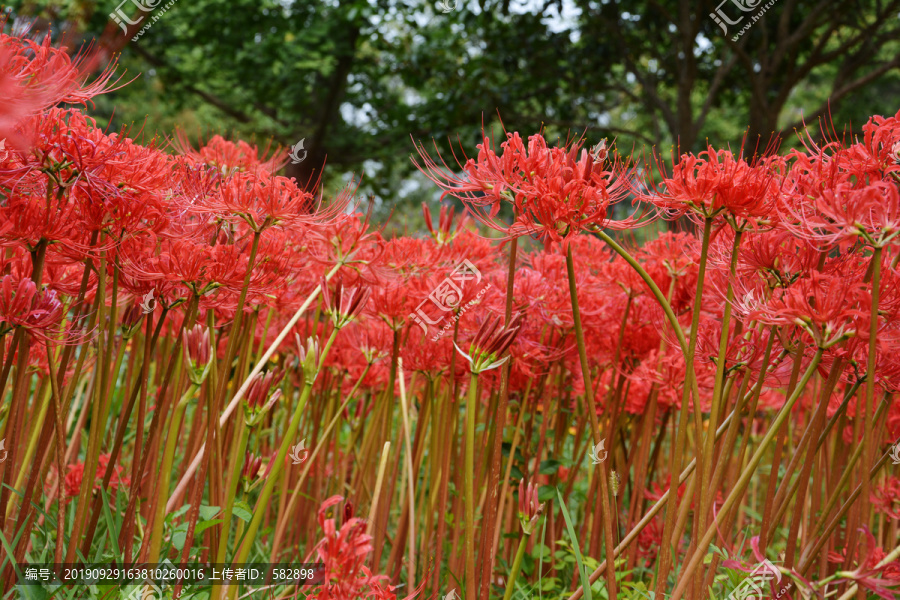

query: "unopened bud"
left=182, top=324, right=212, bottom=385
left=120, top=303, right=144, bottom=339
left=243, top=370, right=284, bottom=426
left=295, top=334, right=321, bottom=386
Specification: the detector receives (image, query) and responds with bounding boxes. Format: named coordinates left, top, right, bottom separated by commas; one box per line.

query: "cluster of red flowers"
left=5, top=28, right=900, bottom=599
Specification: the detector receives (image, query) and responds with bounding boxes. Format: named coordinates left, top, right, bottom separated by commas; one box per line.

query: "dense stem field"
left=2, top=31, right=900, bottom=600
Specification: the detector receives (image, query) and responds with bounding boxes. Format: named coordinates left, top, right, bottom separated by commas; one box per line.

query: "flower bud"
left=322, top=278, right=372, bottom=329
left=243, top=370, right=284, bottom=426
left=518, top=479, right=544, bottom=535
left=120, top=303, right=145, bottom=340
left=455, top=313, right=523, bottom=374
left=182, top=324, right=211, bottom=385
left=242, top=452, right=262, bottom=481
left=295, top=334, right=321, bottom=386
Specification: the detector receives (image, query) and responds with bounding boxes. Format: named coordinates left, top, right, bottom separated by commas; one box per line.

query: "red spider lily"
left=636, top=516, right=663, bottom=566
left=0, top=32, right=122, bottom=148
left=182, top=324, right=211, bottom=384
left=871, top=476, right=900, bottom=520
left=174, top=131, right=288, bottom=175
left=321, top=277, right=372, bottom=329
left=192, top=169, right=354, bottom=233
left=306, top=495, right=415, bottom=600
left=840, top=108, right=900, bottom=180
left=732, top=270, right=868, bottom=349
left=782, top=181, right=900, bottom=249
left=456, top=312, right=523, bottom=373
left=642, top=144, right=783, bottom=228
left=0, top=275, right=64, bottom=341
left=422, top=202, right=469, bottom=245
left=414, top=129, right=640, bottom=246
left=244, top=370, right=284, bottom=411
left=721, top=536, right=815, bottom=599
left=830, top=528, right=900, bottom=600
left=242, top=452, right=263, bottom=482
left=517, top=479, right=545, bottom=534
left=63, top=454, right=129, bottom=500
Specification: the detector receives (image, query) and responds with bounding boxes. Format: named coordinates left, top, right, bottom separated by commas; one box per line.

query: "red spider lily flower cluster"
left=414, top=131, right=640, bottom=247
left=6, top=27, right=900, bottom=600
left=63, top=454, right=129, bottom=499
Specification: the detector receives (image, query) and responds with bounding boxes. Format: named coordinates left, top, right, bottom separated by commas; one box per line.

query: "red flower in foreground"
left=830, top=528, right=900, bottom=600
left=308, top=495, right=422, bottom=600
left=0, top=33, right=120, bottom=148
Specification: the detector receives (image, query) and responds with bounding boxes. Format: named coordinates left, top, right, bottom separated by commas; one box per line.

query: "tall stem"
left=502, top=532, right=530, bottom=600
left=653, top=217, right=712, bottom=596
left=166, top=263, right=341, bottom=512
left=669, top=347, right=825, bottom=600
left=464, top=372, right=479, bottom=599
left=697, top=229, right=742, bottom=568
left=861, top=245, right=882, bottom=531
left=147, top=383, right=200, bottom=564
left=229, top=328, right=339, bottom=573
left=480, top=236, right=518, bottom=599
left=565, top=242, right=618, bottom=600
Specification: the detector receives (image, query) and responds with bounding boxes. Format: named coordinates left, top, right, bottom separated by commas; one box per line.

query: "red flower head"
left=414, top=128, right=641, bottom=247
left=64, top=454, right=129, bottom=500
left=174, top=131, right=287, bottom=175
left=0, top=32, right=121, bottom=148
left=642, top=144, right=783, bottom=229
left=0, top=274, right=64, bottom=341
left=782, top=181, right=900, bottom=249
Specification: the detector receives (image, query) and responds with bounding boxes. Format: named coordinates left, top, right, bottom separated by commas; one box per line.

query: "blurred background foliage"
left=4, top=0, right=900, bottom=233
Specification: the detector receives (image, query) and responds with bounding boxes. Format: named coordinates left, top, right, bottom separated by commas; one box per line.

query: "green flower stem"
left=565, top=242, right=617, bottom=600
left=649, top=216, right=712, bottom=596
left=215, top=418, right=250, bottom=564
left=590, top=226, right=688, bottom=354
left=147, top=382, right=202, bottom=564
left=861, top=245, right=882, bottom=526
left=269, top=362, right=373, bottom=563
left=165, top=263, right=342, bottom=513
left=228, top=328, right=340, bottom=593
left=669, top=347, right=825, bottom=600
left=502, top=532, right=530, bottom=600
left=465, top=372, right=478, bottom=600
left=697, top=229, right=742, bottom=557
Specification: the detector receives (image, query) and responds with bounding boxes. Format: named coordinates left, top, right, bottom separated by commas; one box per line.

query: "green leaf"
left=196, top=519, right=224, bottom=535
left=14, top=585, right=50, bottom=600
left=557, top=487, right=592, bottom=600
left=199, top=505, right=221, bottom=520
left=232, top=500, right=253, bottom=523
left=538, top=459, right=562, bottom=475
